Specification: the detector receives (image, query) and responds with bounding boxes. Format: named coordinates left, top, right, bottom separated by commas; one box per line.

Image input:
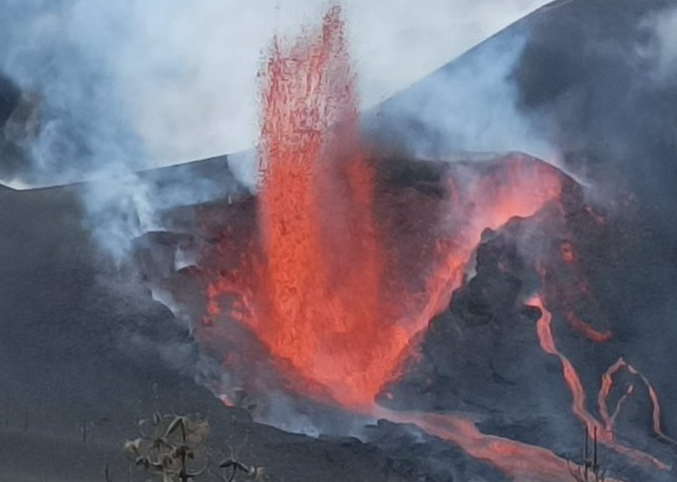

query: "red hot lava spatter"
left=201, top=5, right=671, bottom=482
left=255, top=6, right=406, bottom=408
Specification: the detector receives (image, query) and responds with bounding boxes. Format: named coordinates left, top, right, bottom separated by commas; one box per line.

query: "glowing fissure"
left=599, top=358, right=677, bottom=445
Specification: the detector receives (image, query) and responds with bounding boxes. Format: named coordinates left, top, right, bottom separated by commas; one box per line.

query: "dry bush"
left=124, top=413, right=268, bottom=482
left=569, top=427, right=606, bottom=482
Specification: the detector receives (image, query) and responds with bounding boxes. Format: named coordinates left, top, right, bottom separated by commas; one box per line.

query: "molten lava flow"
left=377, top=408, right=625, bottom=482
left=545, top=236, right=612, bottom=344
left=529, top=295, right=670, bottom=470
left=599, top=358, right=635, bottom=433
left=566, top=312, right=612, bottom=343
left=421, top=158, right=563, bottom=317
left=598, top=358, right=677, bottom=445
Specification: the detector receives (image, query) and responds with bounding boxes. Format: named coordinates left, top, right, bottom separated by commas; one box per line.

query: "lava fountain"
left=255, top=5, right=405, bottom=407
left=216, top=5, right=561, bottom=409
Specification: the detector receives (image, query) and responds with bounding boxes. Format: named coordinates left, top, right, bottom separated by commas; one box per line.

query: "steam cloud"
left=642, top=4, right=677, bottom=81
left=364, top=25, right=555, bottom=163
left=511, top=1, right=677, bottom=209
left=0, top=0, right=552, bottom=261
left=0, top=0, right=549, bottom=186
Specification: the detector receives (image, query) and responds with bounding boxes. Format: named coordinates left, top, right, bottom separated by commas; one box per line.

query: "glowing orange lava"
left=530, top=294, right=670, bottom=470
left=203, top=4, right=564, bottom=408
left=599, top=357, right=677, bottom=445
left=231, top=6, right=563, bottom=408
left=377, top=408, right=624, bottom=482
left=424, top=159, right=563, bottom=317
left=198, top=6, right=674, bottom=481
left=252, top=6, right=409, bottom=407
left=566, top=312, right=612, bottom=343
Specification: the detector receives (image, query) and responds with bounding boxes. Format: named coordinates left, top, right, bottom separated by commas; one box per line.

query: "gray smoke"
left=364, top=22, right=555, bottom=163
left=511, top=0, right=677, bottom=216
left=0, top=0, right=551, bottom=261
left=0, top=0, right=551, bottom=183
left=0, top=0, right=145, bottom=186
left=641, top=4, right=677, bottom=82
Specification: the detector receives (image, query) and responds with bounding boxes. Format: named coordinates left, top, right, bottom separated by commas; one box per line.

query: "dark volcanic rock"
left=365, top=2, right=677, bottom=477
left=380, top=214, right=565, bottom=419
left=514, top=0, right=677, bottom=449
left=0, top=74, right=20, bottom=127
left=383, top=188, right=677, bottom=480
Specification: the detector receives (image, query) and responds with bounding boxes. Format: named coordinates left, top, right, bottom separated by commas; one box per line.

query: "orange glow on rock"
left=253, top=6, right=408, bottom=407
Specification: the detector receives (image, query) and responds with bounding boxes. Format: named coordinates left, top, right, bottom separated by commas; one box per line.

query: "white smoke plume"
left=639, top=4, right=677, bottom=82
left=0, top=0, right=550, bottom=260
left=364, top=29, right=555, bottom=164
left=1, top=0, right=549, bottom=182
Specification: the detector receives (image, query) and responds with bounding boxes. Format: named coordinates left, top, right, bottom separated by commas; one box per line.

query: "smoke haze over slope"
left=0, top=0, right=548, bottom=186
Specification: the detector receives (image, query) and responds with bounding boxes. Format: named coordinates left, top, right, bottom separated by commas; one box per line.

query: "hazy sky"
left=2, top=0, right=551, bottom=174
left=94, top=0, right=551, bottom=164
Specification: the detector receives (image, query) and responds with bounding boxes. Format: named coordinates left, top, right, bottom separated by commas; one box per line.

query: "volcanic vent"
left=133, top=6, right=677, bottom=482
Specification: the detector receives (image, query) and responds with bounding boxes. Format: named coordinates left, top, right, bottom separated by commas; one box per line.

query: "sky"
left=123, top=0, right=551, bottom=164
left=0, top=0, right=551, bottom=181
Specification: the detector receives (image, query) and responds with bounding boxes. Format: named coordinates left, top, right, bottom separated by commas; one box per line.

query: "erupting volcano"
left=204, top=6, right=561, bottom=408
left=6, top=1, right=677, bottom=481
left=189, top=5, right=677, bottom=481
